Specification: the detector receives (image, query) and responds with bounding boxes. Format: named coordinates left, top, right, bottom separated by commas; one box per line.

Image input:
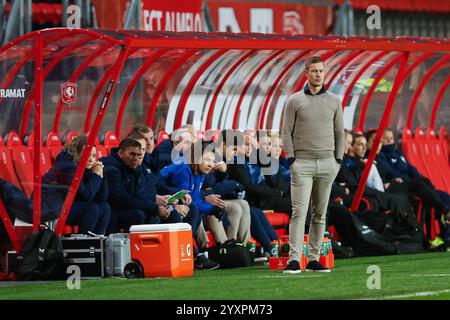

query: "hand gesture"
left=156, top=195, right=172, bottom=206
left=175, top=205, right=189, bottom=217
left=205, top=194, right=227, bottom=209
left=158, top=206, right=170, bottom=219
left=91, top=161, right=104, bottom=178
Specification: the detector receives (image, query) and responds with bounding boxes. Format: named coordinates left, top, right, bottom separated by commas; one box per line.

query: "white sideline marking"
left=370, top=289, right=450, bottom=300
left=409, top=274, right=450, bottom=277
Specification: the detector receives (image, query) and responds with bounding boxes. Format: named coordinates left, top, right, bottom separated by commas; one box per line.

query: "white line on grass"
left=409, top=274, right=450, bottom=277
left=367, top=289, right=450, bottom=300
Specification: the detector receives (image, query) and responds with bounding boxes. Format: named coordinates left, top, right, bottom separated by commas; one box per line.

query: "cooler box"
left=129, top=223, right=193, bottom=278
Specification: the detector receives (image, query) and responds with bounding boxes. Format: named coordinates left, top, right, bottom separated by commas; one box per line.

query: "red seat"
left=5, top=131, right=34, bottom=197
left=63, top=225, right=79, bottom=235
left=402, top=128, right=428, bottom=179
left=264, top=212, right=290, bottom=236
left=415, top=128, right=446, bottom=191
left=156, top=130, right=170, bottom=146
left=0, top=135, right=20, bottom=188
left=438, top=127, right=449, bottom=165
left=100, top=130, right=120, bottom=154
left=43, top=131, right=62, bottom=163
left=426, top=128, right=450, bottom=193
left=23, top=132, right=53, bottom=176
left=61, top=131, right=78, bottom=145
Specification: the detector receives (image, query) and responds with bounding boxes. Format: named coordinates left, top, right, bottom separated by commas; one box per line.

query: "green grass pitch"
left=1, top=252, right=449, bottom=300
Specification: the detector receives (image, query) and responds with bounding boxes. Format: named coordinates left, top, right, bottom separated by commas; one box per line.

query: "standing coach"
left=281, top=56, right=345, bottom=273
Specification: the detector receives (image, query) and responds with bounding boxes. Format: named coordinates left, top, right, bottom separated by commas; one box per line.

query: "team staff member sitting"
left=103, top=138, right=167, bottom=233
left=41, top=136, right=111, bottom=234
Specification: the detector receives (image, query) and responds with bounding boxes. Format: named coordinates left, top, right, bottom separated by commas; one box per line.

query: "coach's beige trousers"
left=288, top=157, right=340, bottom=263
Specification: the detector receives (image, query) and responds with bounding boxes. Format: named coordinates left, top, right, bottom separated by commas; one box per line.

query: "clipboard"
left=165, top=190, right=190, bottom=205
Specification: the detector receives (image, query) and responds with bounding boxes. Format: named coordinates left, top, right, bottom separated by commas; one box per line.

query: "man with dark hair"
left=103, top=138, right=164, bottom=233
left=282, top=56, right=344, bottom=273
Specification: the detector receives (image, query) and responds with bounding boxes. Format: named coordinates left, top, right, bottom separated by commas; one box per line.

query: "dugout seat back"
left=426, top=128, right=450, bottom=193
left=415, top=128, right=446, bottom=191
left=43, top=131, right=63, bottom=163
left=438, top=127, right=449, bottom=164
left=23, top=132, right=53, bottom=176
left=0, top=134, right=20, bottom=188
left=401, top=127, right=427, bottom=178
left=5, top=131, right=34, bottom=197
left=156, top=130, right=170, bottom=146
left=100, top=130, right=120, bottom=154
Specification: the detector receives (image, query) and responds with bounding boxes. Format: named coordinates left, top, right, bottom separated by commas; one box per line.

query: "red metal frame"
left=232, top=50, right=284, bottom=129
left=357, top=53, right=403, bottom=130
left=115, top=48, right=169, bottom=137
left=54, top=46, right=130, bottom=235
left=357, top=52, right=434, bottom=131
left=2, top=28, right=450, bottom=256
left=83, top=48, right=139, bottom=133
left=205, top=50, right=256, bottom=130
left=32, top=33, right=43, bottom=231
left=258, top=50, right=313, bottom=129
left=350, top=53, right=410, bottom=212
left=20, top=36, right=98, bottom=137
left=341, top=51, right=390, bottom=108
left=429, top=74, right=450, bottom=130
left=146, top=49, right=199, bottom=128
left=174, top=49, right=228, bottom=129
left=326, top=50, right=363, bottom=88
left=0, top=198, right=22, bottom=252
left=406, top=54, right=450, bottom=129
left=53, top=43, right=116, bottom=133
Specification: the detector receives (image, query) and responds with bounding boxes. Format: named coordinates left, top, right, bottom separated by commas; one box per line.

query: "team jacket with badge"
left=376, top=144, right=422, bottom=183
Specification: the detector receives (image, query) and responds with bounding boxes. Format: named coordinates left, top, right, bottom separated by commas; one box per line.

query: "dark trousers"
left=162, top=203, right=201, bottom=235
left=66, top=201, right=111, bottom=234
left=249, top=207, right=279, bottom=251
left=107, top=209, right=146, bottom=234
left=388, top=177, right=448, bottom=213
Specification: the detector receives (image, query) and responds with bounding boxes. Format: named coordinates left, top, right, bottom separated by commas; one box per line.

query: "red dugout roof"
left=0, top=28, right=449, bottom=249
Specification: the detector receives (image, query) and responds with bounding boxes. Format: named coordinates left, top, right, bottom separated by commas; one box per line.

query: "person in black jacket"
left=41, top=136, right=111, bottom=234
left=228, top=133, right=292, bottom=215
left=103, top=138, right=168, bottom=234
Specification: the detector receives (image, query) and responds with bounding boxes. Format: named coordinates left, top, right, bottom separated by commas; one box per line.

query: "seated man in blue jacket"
left=103, top=138, right=169, bottom=234
left=377, top=128, right=450, bottom=221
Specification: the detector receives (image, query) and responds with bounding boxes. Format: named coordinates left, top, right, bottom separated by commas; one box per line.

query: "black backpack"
left=207, top=239, right=251, bottom=269
left=14, top=224, right=65, bottom=281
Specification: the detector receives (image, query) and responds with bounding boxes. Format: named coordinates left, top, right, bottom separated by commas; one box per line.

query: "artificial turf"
left=0, top=252, right=449, bottom=300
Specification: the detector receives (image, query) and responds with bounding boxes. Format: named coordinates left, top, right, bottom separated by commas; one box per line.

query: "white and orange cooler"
left=129, top=223, right=193, bottom=278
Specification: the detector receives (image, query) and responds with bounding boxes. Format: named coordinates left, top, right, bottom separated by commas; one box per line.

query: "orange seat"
left=264, top=212, right=290, bottom=236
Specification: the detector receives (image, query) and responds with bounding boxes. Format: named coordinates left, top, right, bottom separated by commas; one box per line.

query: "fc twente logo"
left=61, top=82, right=77, bottom=104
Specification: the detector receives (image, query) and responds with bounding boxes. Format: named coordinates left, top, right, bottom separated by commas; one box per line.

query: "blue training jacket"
left=159, top=162, right=213, bottom=215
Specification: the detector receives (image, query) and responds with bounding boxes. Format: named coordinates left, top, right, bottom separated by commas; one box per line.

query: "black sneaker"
left=283, top=260, right=301, bottom=274
left=306, top=260, right=330, bottom=273
left=194, top=254, right=220, bottom=270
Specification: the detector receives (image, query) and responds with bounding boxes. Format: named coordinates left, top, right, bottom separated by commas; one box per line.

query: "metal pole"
left=24, top=0, right=31, bottom=34
left=124, top=0, right=137, bottom=30
left=136, top=0, right=142, bottom=30
left=0, top=0, right=6, bottom=37
left=18, top=0, right=23, bottom=37
left=62, top=0, right=69, bottom=27
left=84, top=0, right=91, bottom=27
left=2, top=0, right=21, bottom=45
